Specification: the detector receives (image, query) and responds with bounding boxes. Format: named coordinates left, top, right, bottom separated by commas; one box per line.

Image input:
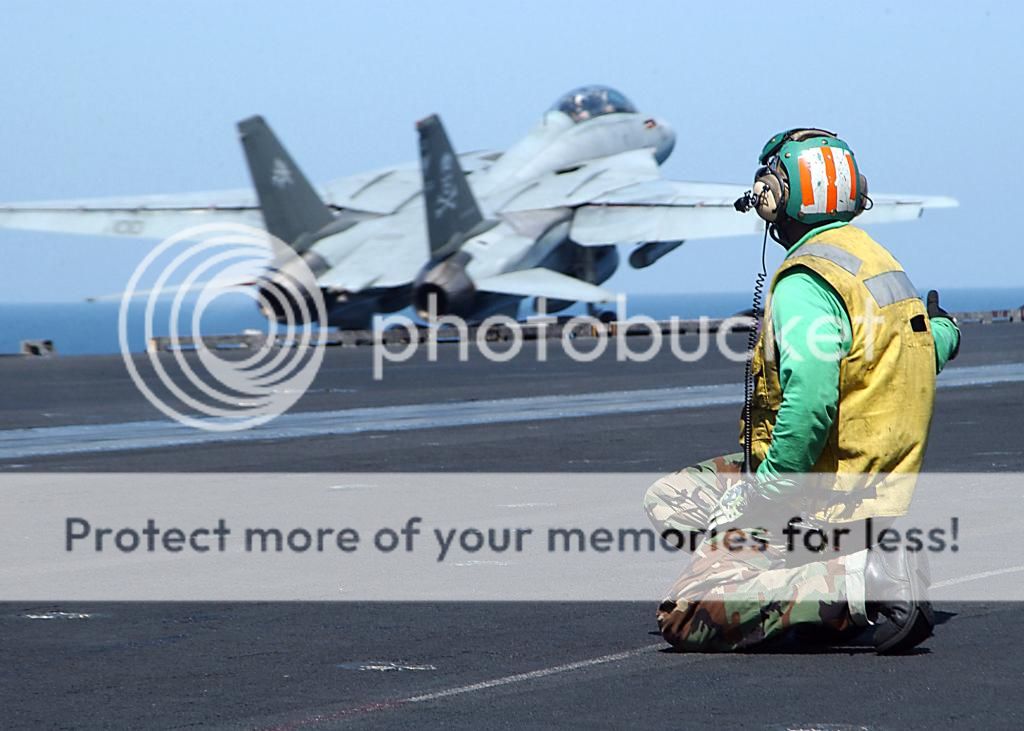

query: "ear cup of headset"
left=752, top=165, right=787, bottom=222
left=854, top=173, right=869, bottom=215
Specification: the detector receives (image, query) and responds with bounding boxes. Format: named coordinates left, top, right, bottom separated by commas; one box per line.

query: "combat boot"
left=865, top=547, right=934, bottom=654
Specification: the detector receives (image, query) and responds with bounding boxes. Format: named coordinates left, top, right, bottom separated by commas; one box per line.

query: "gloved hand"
left=927, top=290, right=960, bottom=360
left=926, top=290, right=955, bottom=321
left=707, top=477, right=756, bottom=532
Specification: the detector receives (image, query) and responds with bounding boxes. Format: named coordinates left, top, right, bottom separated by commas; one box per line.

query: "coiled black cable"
left=742, top=223, right=770, bottom=475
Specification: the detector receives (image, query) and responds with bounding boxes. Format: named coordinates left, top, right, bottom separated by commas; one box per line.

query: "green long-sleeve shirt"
left=754, top=226, right=961, bottom=483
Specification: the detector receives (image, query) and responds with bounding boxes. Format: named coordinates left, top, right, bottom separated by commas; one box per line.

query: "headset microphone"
left=734, top=190, right=757, bottom=212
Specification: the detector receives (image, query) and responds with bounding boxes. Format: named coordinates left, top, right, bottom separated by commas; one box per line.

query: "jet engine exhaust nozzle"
left=413, top=252, right=476, bottom=320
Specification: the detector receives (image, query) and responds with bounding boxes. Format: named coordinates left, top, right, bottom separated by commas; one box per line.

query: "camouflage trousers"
left=644, top=453, right=869, bottom=652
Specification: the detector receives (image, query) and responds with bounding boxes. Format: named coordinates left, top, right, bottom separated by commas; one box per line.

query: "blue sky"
left=0, top=0, right=1018, bottom=303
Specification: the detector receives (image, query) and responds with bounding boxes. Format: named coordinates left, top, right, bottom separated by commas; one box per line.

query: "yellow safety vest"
left=745, top=224, right=936, bottom=522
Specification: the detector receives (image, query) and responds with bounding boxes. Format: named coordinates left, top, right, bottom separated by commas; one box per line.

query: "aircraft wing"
left=475, top=268, right=615, bottom=303
left=0, top=189, right=266, bottom=239
left=0, top=150, right=499, bottom=241
left=856, top=193, right=959, bottom=224
left=567, top=180, right=958, bottom=245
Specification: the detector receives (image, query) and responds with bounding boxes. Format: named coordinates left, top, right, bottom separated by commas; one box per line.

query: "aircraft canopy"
left=549, top=86, right=637, bottom=123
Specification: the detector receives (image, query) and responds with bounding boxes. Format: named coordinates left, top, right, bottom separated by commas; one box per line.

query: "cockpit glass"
left=549, top=86, right=637, bottom=123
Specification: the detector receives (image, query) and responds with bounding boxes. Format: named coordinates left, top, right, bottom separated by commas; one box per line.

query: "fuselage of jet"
left=291, top=86, right=676, bottom=325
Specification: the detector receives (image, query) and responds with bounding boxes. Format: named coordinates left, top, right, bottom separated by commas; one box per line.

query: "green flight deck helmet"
left=755, top=128, right=868, bottom=225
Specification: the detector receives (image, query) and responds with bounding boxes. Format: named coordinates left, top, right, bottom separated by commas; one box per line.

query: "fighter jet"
left=0, top=86, right=957, bottom=326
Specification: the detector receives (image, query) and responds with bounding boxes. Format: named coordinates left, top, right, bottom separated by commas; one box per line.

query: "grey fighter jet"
left=0, top=86, right=956, bottom=326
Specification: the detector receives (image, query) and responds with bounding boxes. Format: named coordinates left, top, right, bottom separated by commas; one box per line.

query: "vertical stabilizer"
left=237, top=115, right=335, bottom=246
left=416, top=115, right=484, bottom=253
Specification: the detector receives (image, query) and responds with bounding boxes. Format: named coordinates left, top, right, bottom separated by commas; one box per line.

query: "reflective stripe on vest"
left=793, top=243, right=863, bottom=276
left=864, top=270, right=918, bottom=308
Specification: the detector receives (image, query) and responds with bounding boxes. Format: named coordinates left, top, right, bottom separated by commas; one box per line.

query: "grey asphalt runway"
left=1, top=323, right=1023, bottom=729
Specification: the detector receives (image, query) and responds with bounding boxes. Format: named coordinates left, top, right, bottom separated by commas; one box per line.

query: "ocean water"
left=1, top=288, right=1022, bottom=356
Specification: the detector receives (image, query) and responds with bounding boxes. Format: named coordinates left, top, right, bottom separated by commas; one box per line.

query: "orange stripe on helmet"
left=798, top=156, right=815, bottom=208
left=845, top=151, right=857, bottom=201
left=821, top=146, right=838, bottom=213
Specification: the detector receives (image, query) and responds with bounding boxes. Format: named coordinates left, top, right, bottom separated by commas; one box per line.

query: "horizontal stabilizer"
left=84, top=273, right=256, bottom=302
left=417, top=114, right=484, bottom=253
left=476, top=268, right=615, bottom=303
